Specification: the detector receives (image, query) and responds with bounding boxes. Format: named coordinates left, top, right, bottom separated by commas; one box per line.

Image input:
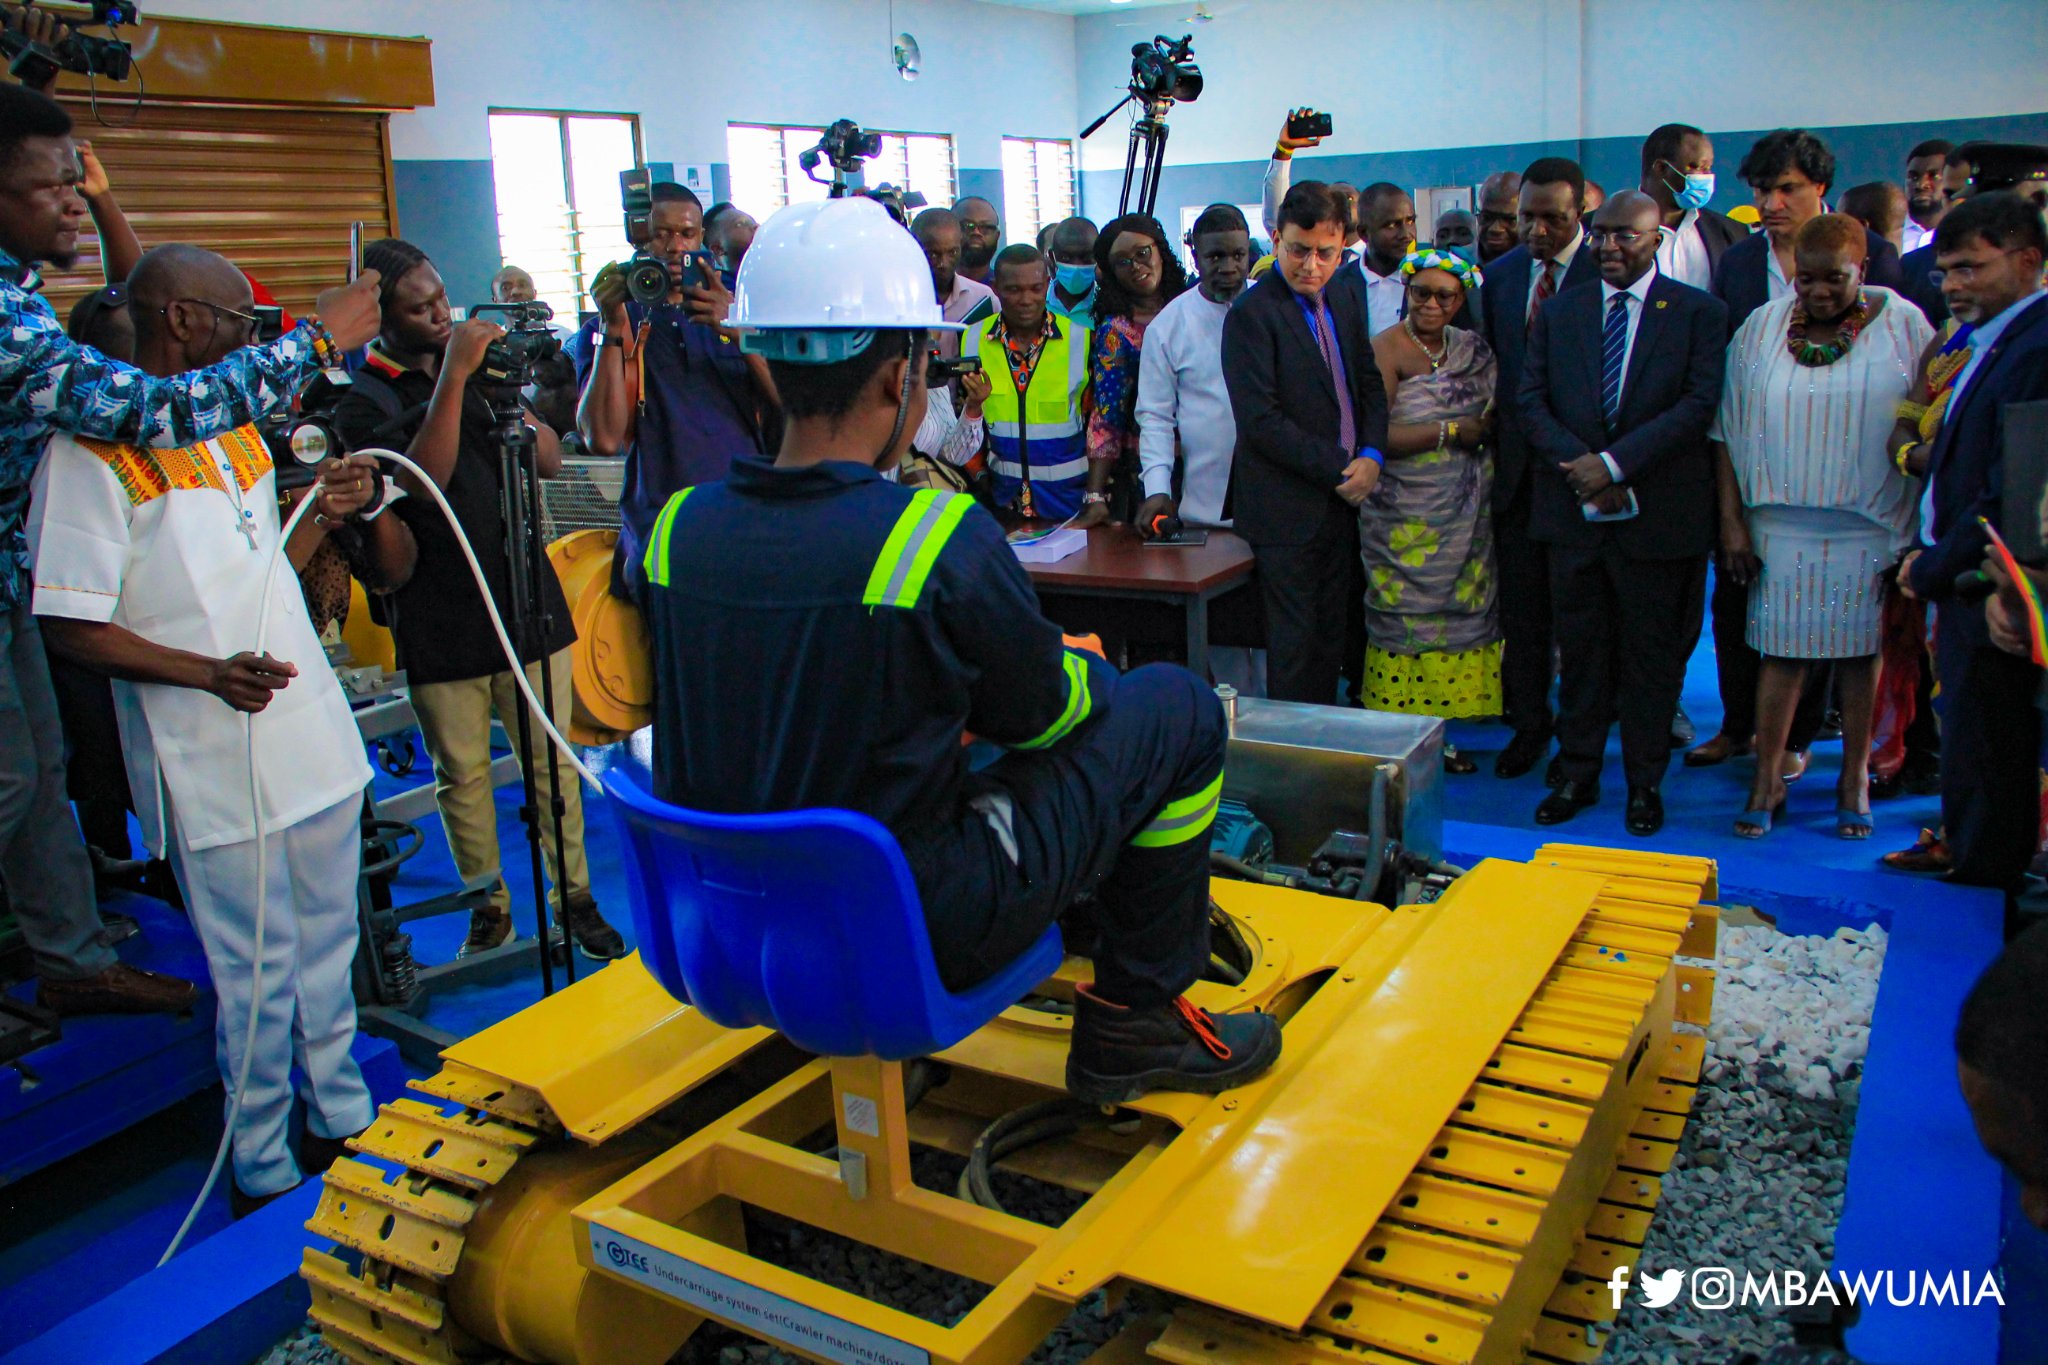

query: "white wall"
left=1075, top=0, right=2048, bottom=172
left=142, top=0, right=1081, bottom=167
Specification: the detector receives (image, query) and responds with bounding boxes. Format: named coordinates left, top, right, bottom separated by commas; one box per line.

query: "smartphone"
left=1287, top=110, right=1333, bottom=141
left=1144, top=529, right=1210, bottom=548
left=677, top=249, right=718, bottom=290
left=1581, top=488, right=1641, bottom=523
left=348, top=220, right=364, bottom=283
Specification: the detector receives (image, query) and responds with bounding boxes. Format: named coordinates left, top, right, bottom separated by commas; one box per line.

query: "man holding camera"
left=0, top=82, right=380, bottom=1017
left=334, top=238, right=625, bottom=963
left=576, top=181, right=777, bottom=598
left=29, top=244, right=387, bottom=1212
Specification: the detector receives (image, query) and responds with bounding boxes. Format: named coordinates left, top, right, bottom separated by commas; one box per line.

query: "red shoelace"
left=1174, top=996, right=1232, bottom=1060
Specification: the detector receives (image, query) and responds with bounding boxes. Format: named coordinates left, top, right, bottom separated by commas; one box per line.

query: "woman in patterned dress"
left=1084, top=213, right=1187, bottom=523
left=1358, top=250, right=1499, bottom=770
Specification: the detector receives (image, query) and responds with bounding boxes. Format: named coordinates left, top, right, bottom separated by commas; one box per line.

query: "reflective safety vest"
left=971, top=314, right=1091, bottom=520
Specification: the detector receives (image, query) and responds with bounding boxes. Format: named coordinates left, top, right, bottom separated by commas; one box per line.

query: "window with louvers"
left=40, top=97, right=396, bottom=325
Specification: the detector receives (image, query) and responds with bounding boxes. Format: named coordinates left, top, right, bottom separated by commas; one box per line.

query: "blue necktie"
left=1602, top=293, right=1629, bottom=424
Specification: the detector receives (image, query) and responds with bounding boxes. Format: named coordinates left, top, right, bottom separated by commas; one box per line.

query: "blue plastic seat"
left=601, top=768, right=1065, bottom=1061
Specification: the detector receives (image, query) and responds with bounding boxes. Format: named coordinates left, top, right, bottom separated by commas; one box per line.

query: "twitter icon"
left=1638, top=1268, right=1684, bottom=1308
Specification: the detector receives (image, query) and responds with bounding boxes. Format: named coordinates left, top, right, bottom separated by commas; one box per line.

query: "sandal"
left=1837, top=805, right=1874, bottom=840
left=1686, top=733, right=1754, bottom=767
left=1444, top=745, right=1478, bottom=775
left=1881, top=827, right=1951, bottom=872
left=1735, top=800, right=1787, bottom=839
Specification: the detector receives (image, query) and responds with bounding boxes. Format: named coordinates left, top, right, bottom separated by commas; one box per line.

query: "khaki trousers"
left=408, top=648, right=588, bottom=912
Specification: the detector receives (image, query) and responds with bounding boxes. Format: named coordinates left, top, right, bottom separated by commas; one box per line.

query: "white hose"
left=158, top=447, right=600, bottom=1262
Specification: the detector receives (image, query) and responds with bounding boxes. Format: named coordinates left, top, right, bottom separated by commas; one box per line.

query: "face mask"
left=1668, top=169, right=1715, bottom=212
left=1055, top=262, right=1095, bottom=295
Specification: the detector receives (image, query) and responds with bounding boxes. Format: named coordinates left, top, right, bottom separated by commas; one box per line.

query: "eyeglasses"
left=1928, top=249, right=2027, bottom=286
left=1585, top=227, right=1652, bottom=246
left=162, top=298, right=260, bottom=333
left=1282, top=241, right=1341, bottom=265
left=1109, top=243, right=1157, bottom=272
left=1406, top=285, right=1462, bottom=306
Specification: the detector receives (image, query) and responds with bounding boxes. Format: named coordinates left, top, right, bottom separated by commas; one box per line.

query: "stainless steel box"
left=1222, top=699, right=1445, bottom=863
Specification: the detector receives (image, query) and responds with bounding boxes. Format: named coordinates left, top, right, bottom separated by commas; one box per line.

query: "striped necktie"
left=1527, top=259, right=1556, bottom=330
left=1602, top=293, right=1630, bottom=425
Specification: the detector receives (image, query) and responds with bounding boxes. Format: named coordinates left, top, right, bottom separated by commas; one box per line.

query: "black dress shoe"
left=1535, top=780, right=1599, bottom=825
left=1495, top=730, right=1549, bottom=778
left=1545, top=754, right=1566, bottom=788
left=1626, top=786, right=1665, bottom=837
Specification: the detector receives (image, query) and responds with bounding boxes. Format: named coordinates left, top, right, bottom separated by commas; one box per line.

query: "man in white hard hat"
left=637, top=197, right=1281, bottom=1105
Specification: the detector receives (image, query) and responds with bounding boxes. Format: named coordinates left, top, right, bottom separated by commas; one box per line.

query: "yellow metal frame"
left=306, top=846, right=1720, bottom=1365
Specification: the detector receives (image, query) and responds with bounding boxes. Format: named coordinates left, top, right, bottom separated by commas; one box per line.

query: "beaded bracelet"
left=1892, top=439, right=1919, bottom=475
left=305, top=318, right=342, bottom=369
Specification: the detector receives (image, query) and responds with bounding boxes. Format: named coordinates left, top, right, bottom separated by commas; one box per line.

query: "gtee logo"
left=1607, top=1264, right=2006, bottom=1312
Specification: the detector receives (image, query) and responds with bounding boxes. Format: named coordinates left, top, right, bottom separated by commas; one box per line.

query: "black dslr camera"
left=618, top=167, right=716, bottom=305
left=257, top=370, right=352, bottom=491
left=469, top=300, right=560, bottom=389
left=0, top=1, right=139, bottom=86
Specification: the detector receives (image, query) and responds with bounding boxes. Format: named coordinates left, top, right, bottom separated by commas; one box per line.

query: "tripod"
left=484, top=388, right=575, bottom=997
left=1080, top=92, right=1176, bottom=220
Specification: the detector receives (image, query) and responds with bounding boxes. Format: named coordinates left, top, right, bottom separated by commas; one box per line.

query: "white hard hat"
left=731, top=197, right=962, bottom=362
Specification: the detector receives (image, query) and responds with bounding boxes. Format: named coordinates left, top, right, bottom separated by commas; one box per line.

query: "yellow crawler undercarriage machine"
left=300, top=839, right=1719, bottom=1365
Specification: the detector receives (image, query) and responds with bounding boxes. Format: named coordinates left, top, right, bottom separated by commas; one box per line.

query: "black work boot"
left=561, top=893, right=627, bottom=961
left=1065, top=983, right=1281, bottom=1106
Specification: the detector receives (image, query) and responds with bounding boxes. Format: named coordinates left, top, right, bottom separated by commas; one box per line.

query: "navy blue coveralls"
left=639, top=458, right=1224, bottom=1006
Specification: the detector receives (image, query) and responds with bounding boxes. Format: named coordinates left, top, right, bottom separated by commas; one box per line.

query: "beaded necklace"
left=1785, top=290, right=1869, bottom=367
left=1403, top=317, right=1445, bottom=371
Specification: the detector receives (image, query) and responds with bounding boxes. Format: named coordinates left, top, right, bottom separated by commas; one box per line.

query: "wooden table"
left=1021, top=525, right=1255, bottom=677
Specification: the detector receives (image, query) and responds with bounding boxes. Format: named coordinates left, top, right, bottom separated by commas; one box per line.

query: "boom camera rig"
left=0, top=1, right=139, bottom=87
left=1079, top=33, right=1202, bottom=220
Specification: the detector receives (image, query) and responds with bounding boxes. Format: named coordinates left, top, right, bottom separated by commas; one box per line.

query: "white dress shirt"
left=1527, top=229, right=1585, bottom=320
left=1765, top=238, right=1795, bottom=301
left=1902, top=218, right=1937, bottom=255
left=937, top=273, right=996, bottom=361
left=1135, top=286, right=1237, bottom=527
left=1360, top=257, right=1407, bottom=337
left=1595, top=265, right=1659, bottom=482
left=28, top=427, right=372, bottom=855
left=1655, top=210, right=1713, bottom=290
left=909, top=381, right=986, bottom=470
left=1260, top=155, right=1359, bottom=265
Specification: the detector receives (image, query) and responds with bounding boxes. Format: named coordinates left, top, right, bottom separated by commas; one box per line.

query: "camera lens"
left=626, top=257, right=671, bottom=305
left=289, top=423, right=333, bottom=465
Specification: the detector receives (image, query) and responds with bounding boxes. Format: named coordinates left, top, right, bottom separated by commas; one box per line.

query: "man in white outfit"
left=30, top=245, right=386, bottom=1213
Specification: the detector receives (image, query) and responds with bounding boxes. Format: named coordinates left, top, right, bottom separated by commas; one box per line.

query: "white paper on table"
left=1009, top=527, right=1088, bottom=564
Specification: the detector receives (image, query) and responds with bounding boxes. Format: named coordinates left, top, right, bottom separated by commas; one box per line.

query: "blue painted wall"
left=1083, top=112, right=2048, bottom=246
left=391, top=160, right=501, bottom=312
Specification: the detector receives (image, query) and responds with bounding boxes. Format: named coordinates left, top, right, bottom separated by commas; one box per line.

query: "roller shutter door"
left=43, top=97, right=395, bottom=323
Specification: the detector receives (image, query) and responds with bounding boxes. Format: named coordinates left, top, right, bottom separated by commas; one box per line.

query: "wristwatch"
left=1082, top=491, right=1109, bottom=505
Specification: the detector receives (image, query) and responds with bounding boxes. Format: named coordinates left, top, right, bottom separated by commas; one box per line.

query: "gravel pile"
left=266, top=919, right=1890, bottom=1365
left=1596, top=921, right=1888, bottom=1365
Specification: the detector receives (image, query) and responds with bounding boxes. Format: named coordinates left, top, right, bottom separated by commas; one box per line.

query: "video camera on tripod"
left=468, top=300, right=561, bottom=390
left=1079, top=33, right=1202, bottom=219
left=0, top=1, right=138, bottom=86
left=799, top=118, right=925, bottom=225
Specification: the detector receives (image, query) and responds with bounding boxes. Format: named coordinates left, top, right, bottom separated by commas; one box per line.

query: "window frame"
left=1000, top=136, right=1079, bottom=245
left=487, top=106, right=645, bottom=319
left=725, top=121, right=958, bottom=218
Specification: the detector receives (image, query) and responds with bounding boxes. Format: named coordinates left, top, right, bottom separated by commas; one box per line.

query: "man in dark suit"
left=1517, top=191, right=1727, bottom=836
left=1687, top=128, right=1908, bottom=769
left=1639, top=123, right=1747, bottom=291
left=1711, top=129, right=1907, bottom=339
left=1223, top=180, right=1390, bottom=706
left=1477, top=157, right=1597, bottom=778
left=1901, top=192, right=2048, bottom=892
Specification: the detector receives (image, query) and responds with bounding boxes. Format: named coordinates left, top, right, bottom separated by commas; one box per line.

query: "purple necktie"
left=1306, top=295, right=1356, bottom=456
